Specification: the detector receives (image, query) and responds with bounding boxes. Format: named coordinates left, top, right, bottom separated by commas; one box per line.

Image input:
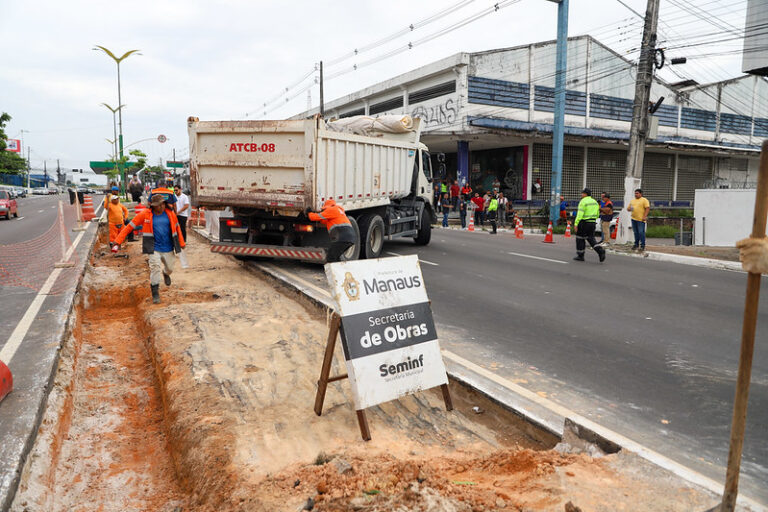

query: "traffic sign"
left=157, top=134, right=167, bottom=143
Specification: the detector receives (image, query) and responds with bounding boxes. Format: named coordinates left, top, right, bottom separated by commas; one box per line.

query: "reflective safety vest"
left=487, top=198, right=498, bottom=212
left=308, top=200, right=352, bottom=233
left=575, top=196, right=600, bottom=227
left=115, top=207, right=185, bottom=254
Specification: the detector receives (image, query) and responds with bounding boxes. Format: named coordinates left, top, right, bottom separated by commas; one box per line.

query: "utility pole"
left=319, top=60, right=325, bottom=117
left=618, top=0, right=660, bottom=243
left=547, top=0, right=569, bottom=226
left=26, top=147, right=30, bottom=189
left=44, top=161, right=48, bottom=188
left=57, top=159, right=62, bottom=185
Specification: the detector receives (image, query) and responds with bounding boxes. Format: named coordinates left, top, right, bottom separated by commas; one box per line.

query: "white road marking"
left=37, top=209, right=44, bottom=213
left=0, top=224, right=90, bottom=365
left=15, top=217, right=24, bottom=221
left=507, top=251, right=567, bottom=264
left=385, top=251, right=439, bottom=266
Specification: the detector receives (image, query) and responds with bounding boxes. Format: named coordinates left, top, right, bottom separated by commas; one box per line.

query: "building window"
left=369, top=97, right=404, bottom=115
left=532, top=143, right=585, bottom=202
left=409, top=81, right=456, bottom=105
left=469, top=147, right=525, bottom=199
left=643, top=153, right=674, bottom=202
left=339, top=108, right=365, bottom=118
left=586, top=147, right=627, bottom=201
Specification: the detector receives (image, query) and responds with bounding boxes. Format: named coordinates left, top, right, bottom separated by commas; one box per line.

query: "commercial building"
left=297, top=35, right=767, bottom=206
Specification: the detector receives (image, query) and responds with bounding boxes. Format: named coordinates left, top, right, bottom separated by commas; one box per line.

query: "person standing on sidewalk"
left=573, top=188, right=605, bottom=262
left=627, top=188, right=650, bottom=251
left=487, top=193, right=499, bottom=234
left=497, top=192, right=508, bottom=228
left=458, top=196, right=467, bottom=229
left=112, top=192, right=185, bottom=304
left=440, top=193, right=451, bottom=228
left=460, top=183, right=472, bottom=201
left=599, top=192, right=614, bottom=244
left=450, top=180, right=460, bottom=211
left=471, top=192, right=485, bottom=227
left=174, top=185, right=190, bottom=243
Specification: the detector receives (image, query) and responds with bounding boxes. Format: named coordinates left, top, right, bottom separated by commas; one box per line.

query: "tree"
left=0, top=112, right=26, bottom=175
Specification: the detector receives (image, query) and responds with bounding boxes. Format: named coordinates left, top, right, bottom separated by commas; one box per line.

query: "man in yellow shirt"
left=627, top=188, right=650, bottom=251
left=106, top=193, right=129, bottom=247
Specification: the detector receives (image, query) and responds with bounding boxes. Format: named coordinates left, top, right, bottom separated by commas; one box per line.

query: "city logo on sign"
left=343, top=272, right=360, bottom=301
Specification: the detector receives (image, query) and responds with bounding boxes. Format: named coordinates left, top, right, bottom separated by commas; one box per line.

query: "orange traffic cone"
left=543, top=220, right=555, bottom=243
left=515, top=217, right=524, bottom=239
left=611, top=219, right=618, bottom=240
left=564, top=220, right=572, bottom=238
left=468, top=211, right=475, bottom=232
left=0, top=359, right=12, bottom=403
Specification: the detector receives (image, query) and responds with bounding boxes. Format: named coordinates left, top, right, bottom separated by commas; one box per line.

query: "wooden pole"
left=720, top=139, right=768, bottom=511
left=314, top=313, right=340, bottom=416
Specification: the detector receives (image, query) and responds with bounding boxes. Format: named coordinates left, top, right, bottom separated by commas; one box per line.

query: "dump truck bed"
left=188, top=117, right=422, bottom=213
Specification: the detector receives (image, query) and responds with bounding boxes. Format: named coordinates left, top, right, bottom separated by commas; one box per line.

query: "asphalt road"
left=272, top=227, right=768, bottom=504
left=0, top=194, right=78, bottom=244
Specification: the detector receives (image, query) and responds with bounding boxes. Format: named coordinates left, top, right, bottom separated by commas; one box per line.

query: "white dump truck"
left=187, top=116, right=436, bottom=262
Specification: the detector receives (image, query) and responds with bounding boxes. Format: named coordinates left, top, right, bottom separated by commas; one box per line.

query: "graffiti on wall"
left=411, top=98, right=457, bottom=128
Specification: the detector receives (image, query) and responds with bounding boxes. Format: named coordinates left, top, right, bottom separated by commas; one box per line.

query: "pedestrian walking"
left=306, top=199, right=356, bottom=262
left=440, top=193, right=451, bottom=228
left=627, top=188, right=650, bottom=251
left=573, top=188, right=605, bottom=262
left=471, top=192, right=484, bottom=227
left=450, top=180, right=460, bottom=211
left=599, top=192, right=614, bottom=244
left=112, top=190, right=185, bottom=304
left=106, top=192, right=128, bottom=247
left=497, top=192, right=508, bottom=227
left=128, top=175, right=143, bottom=203
left=487, top=193, right=499, bottom=234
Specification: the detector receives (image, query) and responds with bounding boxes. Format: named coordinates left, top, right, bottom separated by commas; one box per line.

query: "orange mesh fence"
left=0, top=201, right=84, bottom=295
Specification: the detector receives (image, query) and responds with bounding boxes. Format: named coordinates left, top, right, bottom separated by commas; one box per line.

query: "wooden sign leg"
left=356, top=410, right=371, bottom=441
left=314, top=313, right=341, bottom=416
left=440, top=383, right=454, bottom=411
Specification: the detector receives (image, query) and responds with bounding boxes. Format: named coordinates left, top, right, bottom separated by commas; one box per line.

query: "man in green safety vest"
left=573, top=188, right=606, bottom=262
left=487, top=193, right=499, bottom=235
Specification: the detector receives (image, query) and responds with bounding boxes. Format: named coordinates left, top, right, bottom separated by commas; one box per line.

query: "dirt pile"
left=12, top=229, right=723, bottom=511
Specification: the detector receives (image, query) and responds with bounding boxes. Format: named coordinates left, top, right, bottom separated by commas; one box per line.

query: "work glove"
left=304, top=207, right=313, bottom=215
left=111, top=244, right=120, bottom=254
left=736, top=237, right=768, bottom=274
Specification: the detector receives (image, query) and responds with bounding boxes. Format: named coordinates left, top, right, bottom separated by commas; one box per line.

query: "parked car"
left=594, top=215, right=618, bottom=238
left=0, top=190, right=19, bottom=219
left=13, top=187, right=27, bottom=198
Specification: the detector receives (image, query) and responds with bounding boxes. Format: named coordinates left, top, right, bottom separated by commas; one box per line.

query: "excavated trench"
left=10, top=228, right=724, bottom=512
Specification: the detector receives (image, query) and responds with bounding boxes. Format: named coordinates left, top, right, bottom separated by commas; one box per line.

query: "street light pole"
left=94, top=46, right=140, bottom=196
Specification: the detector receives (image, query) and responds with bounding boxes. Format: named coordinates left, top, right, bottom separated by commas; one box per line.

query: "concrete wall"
left=693, top=189, right=759, bottom=246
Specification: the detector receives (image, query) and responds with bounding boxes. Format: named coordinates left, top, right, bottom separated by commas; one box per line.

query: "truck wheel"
left=340, top=217, right=361, bottom=261
left=414, top=208, right=431, bottom=246
left=358, top=214, right=385, bottom=259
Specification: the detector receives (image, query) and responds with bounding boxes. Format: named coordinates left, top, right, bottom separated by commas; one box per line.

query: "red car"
left=0, top=190, right=19, bottom=219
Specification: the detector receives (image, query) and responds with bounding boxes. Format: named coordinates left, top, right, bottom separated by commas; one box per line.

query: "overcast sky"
left=0, top=0, right=749, bottom=173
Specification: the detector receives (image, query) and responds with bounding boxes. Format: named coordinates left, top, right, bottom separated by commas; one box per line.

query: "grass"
left=649, top=208, right=693, bottom=218
left=646, top=225, right=678, bottom=238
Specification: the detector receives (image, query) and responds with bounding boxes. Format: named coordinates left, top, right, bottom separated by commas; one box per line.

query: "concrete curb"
left=0, top=223, right=100, bottom=512
left=610, top=247, right=744, bottom=272
left=191, top=228, right=763, bottom=511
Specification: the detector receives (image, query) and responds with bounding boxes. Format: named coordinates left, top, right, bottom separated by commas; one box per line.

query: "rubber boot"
left=163, top=273, right=171, bottom=286
left=573, top=252, right=585, bottom=261
left=596, top=246, right=606, bottom=262
left=151, top=284, right=160, bottom=304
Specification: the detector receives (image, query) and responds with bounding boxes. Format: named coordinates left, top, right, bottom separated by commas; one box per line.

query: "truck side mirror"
left=437, top=152, right=446, bottom=163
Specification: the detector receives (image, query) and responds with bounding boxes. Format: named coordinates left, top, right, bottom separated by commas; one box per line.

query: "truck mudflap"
left=211, top=242, right=326, bottom=262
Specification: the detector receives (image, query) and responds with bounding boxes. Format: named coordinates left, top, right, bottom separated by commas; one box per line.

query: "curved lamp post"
left=93, top=45, right=140, bottom=194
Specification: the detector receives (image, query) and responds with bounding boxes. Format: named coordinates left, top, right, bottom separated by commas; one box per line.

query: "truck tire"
left=414, top=208, right=431, bottom=246
left=339, top=217, right=361, bottom=261
left=358, top=213, right=385, bottom=259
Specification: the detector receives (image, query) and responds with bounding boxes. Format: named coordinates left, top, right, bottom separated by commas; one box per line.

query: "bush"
left=648, top=208, right=693, bottom=218
left=646, top=225, right=678, bottom=238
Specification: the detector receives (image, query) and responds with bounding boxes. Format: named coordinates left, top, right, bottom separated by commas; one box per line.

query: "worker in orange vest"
left=105, top=192, right=128, bottom=247
left=113, top=191, right=185, bottom=303
left=307, top=199, right=356, bottom=262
